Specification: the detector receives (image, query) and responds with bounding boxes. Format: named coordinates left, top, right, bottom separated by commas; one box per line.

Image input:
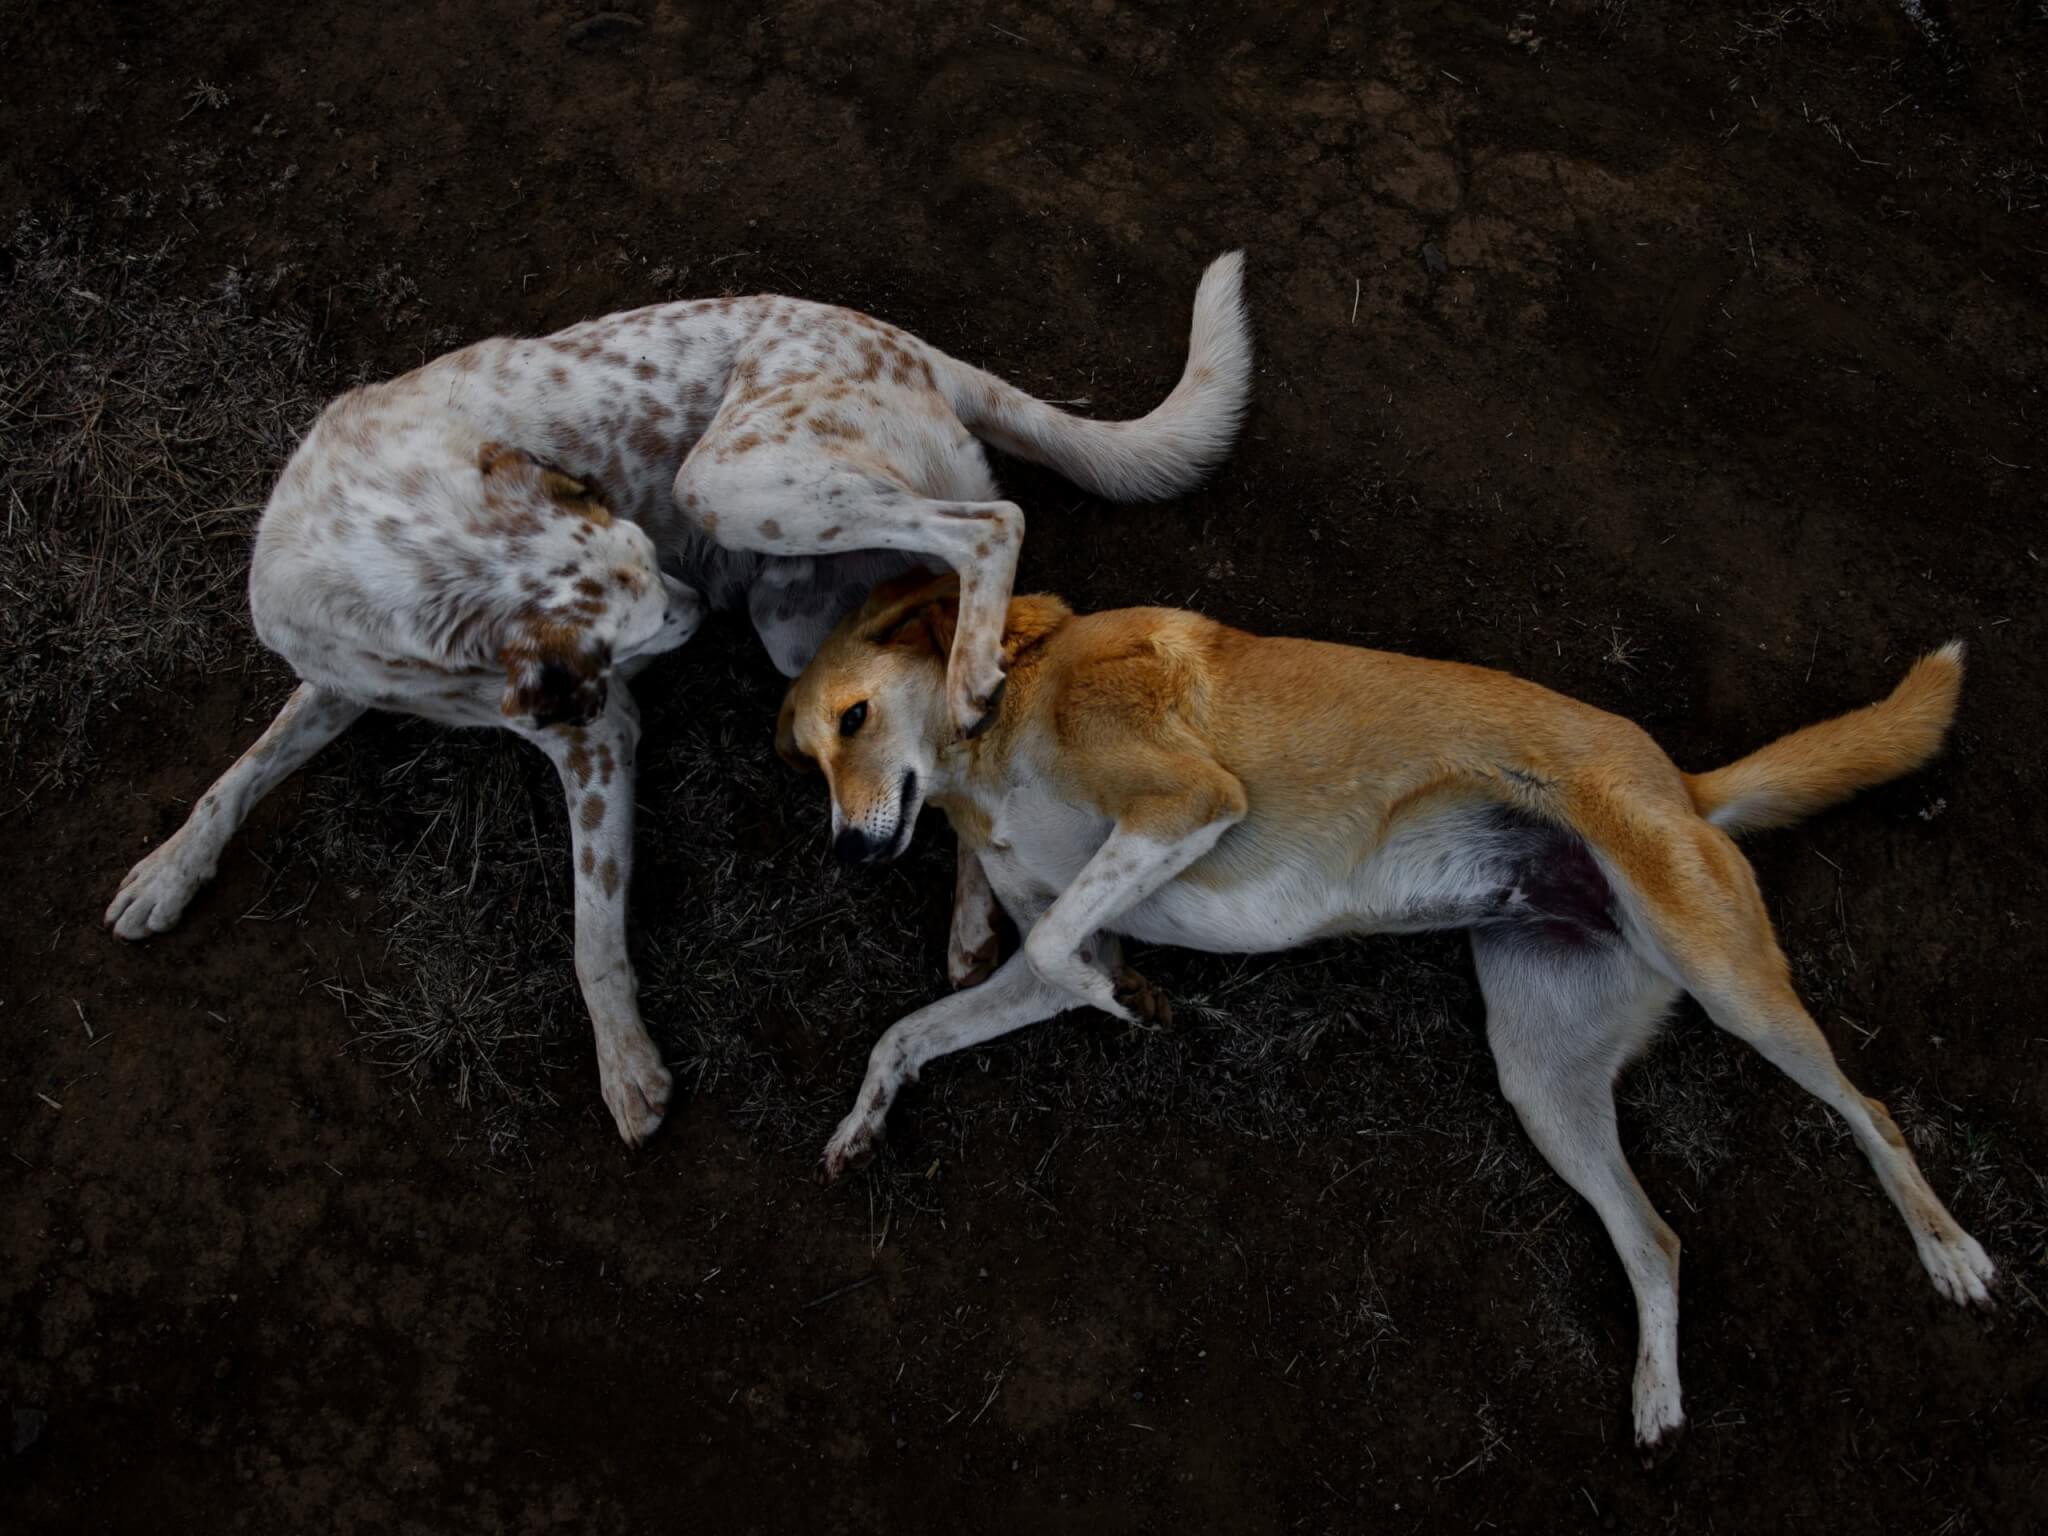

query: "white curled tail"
left=935, top=251, right=1252, bottom=503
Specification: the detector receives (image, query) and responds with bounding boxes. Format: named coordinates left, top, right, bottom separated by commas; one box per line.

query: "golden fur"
left=783, top=574, right=1993, bottom=1455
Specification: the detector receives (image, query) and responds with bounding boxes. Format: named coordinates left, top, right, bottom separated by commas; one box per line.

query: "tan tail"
left=1685, top=642, right=1965, bottom=835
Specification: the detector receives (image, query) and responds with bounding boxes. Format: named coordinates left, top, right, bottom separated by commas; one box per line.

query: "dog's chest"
left=965, top=781, right=1112, bottom=917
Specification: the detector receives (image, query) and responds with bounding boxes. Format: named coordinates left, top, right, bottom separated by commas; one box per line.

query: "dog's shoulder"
left=1028, top=606, right=1231, bottom=742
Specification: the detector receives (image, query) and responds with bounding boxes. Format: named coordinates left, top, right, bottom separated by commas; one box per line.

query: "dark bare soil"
left=4, top=2, right=2046, bottom=1531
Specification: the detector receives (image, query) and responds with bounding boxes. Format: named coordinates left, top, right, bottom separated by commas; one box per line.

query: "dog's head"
left=479, top=445, right=703, bottom=729
left=779, top=572, right=1070, bottom=864
left=777, top=572, right=959, bottom=863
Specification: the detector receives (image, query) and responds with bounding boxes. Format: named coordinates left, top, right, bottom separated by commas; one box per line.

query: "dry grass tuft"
left=0, top=212, right=321, bottom=799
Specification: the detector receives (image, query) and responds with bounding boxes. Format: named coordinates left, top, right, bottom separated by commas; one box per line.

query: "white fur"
left=108, top=256, right=1252, bottom=1143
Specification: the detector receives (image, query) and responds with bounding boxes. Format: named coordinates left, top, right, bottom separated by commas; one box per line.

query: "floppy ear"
left=480, top=443, right=614, bottom=524
left=860, top=573, right=960, bottom=660
left=775, top=685, right=817, bottom=774
left=856, top=572, right=958, bottom=634
left=499, top=621, right=610, bottom=728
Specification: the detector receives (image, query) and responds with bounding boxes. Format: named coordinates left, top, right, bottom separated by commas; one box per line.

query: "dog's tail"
left=1684, top=642, right=1965, bottom=835
left=935, top=251, right=1251, bottom=502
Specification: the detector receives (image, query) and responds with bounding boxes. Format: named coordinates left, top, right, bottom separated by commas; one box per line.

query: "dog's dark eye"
left=839, top=700, right=869, bottom=737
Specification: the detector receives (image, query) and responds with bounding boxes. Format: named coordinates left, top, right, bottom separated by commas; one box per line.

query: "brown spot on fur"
left=568, top=739, right=595, bottom=785
left=574, top=577, right=606, bottom=599
left=727, top=432, right=763, bottom=456
left=580, top=794, right=606, bottom=831
left=700, top=510, right=719, bottom=535
left=628, top=417, right=674, bottom=465
left=820, top=525, right=842, bottom=541
left=596, top=742, right=616, bottom=784
left=580, top=846, right=597, bottom=875
left=809, top=413, right=861, bottom=440
left=633, top=360, right=658, bottom=381
left=760, top=518, right=782, bottom=540
left=600, top=857, right=621, bottom=898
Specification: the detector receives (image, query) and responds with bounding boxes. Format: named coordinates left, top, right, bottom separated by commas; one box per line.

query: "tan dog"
left=779, top=575, right=1996, bottom=1454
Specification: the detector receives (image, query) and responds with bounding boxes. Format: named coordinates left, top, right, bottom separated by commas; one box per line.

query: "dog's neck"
left=928, top=593, right=1074, bottom=810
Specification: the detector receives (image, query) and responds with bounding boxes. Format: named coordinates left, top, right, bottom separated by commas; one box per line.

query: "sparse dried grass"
left=0, top=212, right=319, bottom=798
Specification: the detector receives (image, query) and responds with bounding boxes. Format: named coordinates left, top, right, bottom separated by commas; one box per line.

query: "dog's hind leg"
left=1615, top=818, right=1996, bottom=1310
left=1474, top=930, right=1688, bottom=1455
left=106, top=682, right=366, bottom=939
left=947, top=844, right=1000, bottom=989
left=525, top=692, right=670, bottom=1147
left=679, top=455, right=1022, bottom=734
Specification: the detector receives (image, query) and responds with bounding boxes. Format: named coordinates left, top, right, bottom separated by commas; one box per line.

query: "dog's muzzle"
left=834, top=773, right=918, bottom=865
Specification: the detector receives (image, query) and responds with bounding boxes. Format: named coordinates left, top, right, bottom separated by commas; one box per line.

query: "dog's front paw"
left=598, top=1033, right=672, bottom=1147
left=820, top=1110, right=884, bottom=1184
left=105, top=839, right=212, bottom=939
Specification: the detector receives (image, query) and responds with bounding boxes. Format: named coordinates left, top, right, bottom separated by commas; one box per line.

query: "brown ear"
left=856, top=571, right=958, bottom=633
left=477, top=441, right=537, bottom=480
left=775, top=686, right=817, bottom=773
left=481, top=443, right=614, bottom=525
left=499, top=621, right=610, bottom=728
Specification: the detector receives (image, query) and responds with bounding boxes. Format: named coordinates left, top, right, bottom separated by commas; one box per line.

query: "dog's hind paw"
left=1919, top=1229, right=1997, bottom=1311
left=1633, top=1386, right=1687, bottom=1467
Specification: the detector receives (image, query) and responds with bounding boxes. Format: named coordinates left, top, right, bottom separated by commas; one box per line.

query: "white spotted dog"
left=107, top=255, right=1252, bottom=1144
left=779, top=575, right=1997, bottom=1455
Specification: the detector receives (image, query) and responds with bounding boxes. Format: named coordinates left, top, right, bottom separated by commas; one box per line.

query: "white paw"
left=1918, top=1228, right=1997, bottom=1310
left=1632, top=1374, right=1686, bottom=1460
left=597, top=1032, right=672, bottom=1147
left=820, top=1107, right=884, bottom=1183
left=105, top=840, right=213, bottom=939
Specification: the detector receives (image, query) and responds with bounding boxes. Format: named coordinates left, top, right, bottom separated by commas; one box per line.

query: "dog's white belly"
left=1118, top=871, right=1350, bottom=953
left=978, top=795, right=1567, bottom=956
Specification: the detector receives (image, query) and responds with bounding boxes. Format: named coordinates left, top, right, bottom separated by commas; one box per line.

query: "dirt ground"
left=4, top=1, right=2046, bottom=1531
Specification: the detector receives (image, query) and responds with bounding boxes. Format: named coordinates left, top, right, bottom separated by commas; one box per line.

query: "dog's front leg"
left=107, top=682, right=366, bottom=939
left=1022, top=767, right=1246, bottom=1016
left=947, top=843, right=1001, bottom=989
left=527, top=693, right=670, bottom=1146
left=820, top=949, right=1067, bottom=1182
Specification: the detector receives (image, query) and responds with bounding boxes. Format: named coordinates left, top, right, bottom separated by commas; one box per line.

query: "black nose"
left=834, top=827, right=878, bottom=866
